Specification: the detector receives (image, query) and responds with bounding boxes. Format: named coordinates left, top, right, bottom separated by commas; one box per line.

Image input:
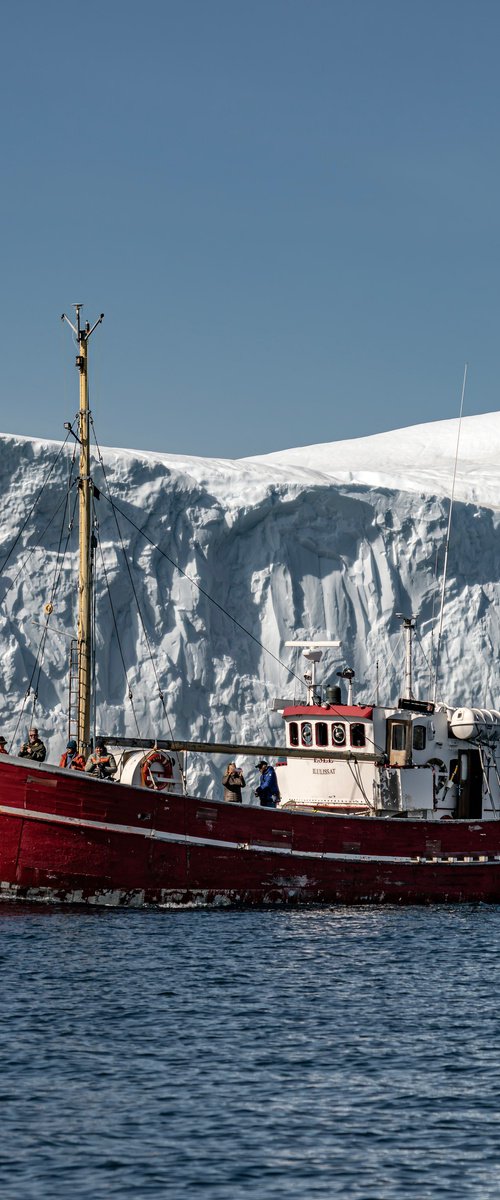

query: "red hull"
left=2, top=757, right=500, bottom=905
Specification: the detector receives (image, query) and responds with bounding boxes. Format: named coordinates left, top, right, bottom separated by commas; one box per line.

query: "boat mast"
left=61, top=303, right=104, bottom=755
left=397, top=614, right=416, bottom=700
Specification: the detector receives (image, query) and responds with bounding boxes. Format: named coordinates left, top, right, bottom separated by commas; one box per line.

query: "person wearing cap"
left=85, top=737, right=117, bottom=780
left=0, top=736, right=8, bottom=755
left=222, top=761, right=246, bottom=803
left=59, top=739, right=86, bottom=771
left=254, top=759, right=280, bottom=808
left=19, top=727, right=46, bottom=762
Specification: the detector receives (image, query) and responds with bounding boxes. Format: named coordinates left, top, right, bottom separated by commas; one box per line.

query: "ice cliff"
left=0, top=412, right=499, bottom=797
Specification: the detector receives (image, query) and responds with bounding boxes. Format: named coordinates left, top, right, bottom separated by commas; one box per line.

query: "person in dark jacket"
left=255, top=760, right=280, bottom=808
left=85, top=737, right=117, bottom=779
left=0, top=737, right=8, bottom=755
left=222, top=762, right=246, bottom=803
left=19, top=727, right=46, bottom=762
left=59, top=739, right=86, bottom=771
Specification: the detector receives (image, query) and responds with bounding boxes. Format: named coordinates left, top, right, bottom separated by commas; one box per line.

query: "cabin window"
left=350, top=723, right=366, bottom=748
left=332, top=722, right=346, bottom=746
left=413, top=724, right=426, bottom=751
left=301, top=722, right=313, bottom=747
left=289, top=722, right=299, bottom=747
left=315, top=722, right=328, bottom=747
left=391, top=724, right=407, bottom=752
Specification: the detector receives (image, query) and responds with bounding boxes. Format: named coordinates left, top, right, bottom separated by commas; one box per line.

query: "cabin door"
left=456, top=750, right=483, bottom=819
left=387, top=720, right=411, bottom=767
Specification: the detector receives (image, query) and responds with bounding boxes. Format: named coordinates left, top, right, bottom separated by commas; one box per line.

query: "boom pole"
left=61, top=303, right=104, bottom=756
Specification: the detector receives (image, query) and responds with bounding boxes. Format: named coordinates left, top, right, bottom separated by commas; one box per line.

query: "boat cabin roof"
left=283, top=705, right=374, bottom=720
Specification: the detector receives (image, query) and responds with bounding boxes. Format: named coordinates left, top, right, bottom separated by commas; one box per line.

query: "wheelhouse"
left=284, top=705, right=374, bottom=753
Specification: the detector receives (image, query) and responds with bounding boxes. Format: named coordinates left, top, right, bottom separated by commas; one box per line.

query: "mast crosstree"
left=61, top=303, right=104, bottom=756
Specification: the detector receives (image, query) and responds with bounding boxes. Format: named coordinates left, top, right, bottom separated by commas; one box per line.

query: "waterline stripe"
left=0, top=804, right=499, bottom=867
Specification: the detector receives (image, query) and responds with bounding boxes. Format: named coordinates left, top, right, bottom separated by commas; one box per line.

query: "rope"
left=7, top=444, right=79, bottom=745
left=97, top=487, right=306, bottom=690
left=90, top=437, right=390, bottom=763
left=481, top=747, right=500, bottom=818
left=98, top=478, right=387, bottom=767
left=87, top=424, right=198, bottom=786
left=413, top=628, right=433, bottom=682
left=30, top=478, right=79, bottom=719
left=0, top=486, right=78, bottom=611
left=0, top=430, right=74, bottom=580
left=91, top=427, right=166, bottom=695
left=376, top=632, right=403, bottom=700
left=95, top=525, right=142, bottom=739
left=347, top=755, right=375, bottom=809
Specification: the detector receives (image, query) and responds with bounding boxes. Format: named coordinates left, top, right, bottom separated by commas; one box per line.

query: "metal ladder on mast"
left=67, top=637, right=79, bottom=743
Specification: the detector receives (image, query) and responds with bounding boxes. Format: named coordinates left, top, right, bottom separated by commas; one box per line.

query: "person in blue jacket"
left=255, top=759, right=280, bottom=808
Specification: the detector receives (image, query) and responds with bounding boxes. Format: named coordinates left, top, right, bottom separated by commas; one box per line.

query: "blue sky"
left=1, top=0, right=499, bottom=458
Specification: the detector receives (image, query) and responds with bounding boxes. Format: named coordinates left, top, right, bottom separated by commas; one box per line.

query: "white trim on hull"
left=2, top=803, right=500, bottom=867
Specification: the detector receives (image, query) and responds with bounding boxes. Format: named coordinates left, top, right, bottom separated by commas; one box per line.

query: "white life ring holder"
left=141, top=750, right=174, bottom=791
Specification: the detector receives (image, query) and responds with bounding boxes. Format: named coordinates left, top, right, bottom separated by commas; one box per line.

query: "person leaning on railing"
left=19, top=727, right=46, bottom=762
left=59, top=739, right=86, bottom=771
left=85, top=737, right=117, bottom=780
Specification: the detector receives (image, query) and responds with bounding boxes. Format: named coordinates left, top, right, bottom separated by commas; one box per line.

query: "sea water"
left=1, top=903, right=499, bottom=1199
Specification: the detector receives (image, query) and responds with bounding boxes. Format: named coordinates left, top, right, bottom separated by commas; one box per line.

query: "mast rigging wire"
left=95, top=522, right=142, bottom=739
left=432, top=364, right=468, bottom=703
left=95, top=486, right=389, bottom=758
left=30, top=486, right=79, bottom=718
left=89, top=420, right=187, bottom=781
left=9, top=461, right=79, bottom=746
left=0, top=431, right=74, bottom=580
left=98, top=488, right=306, bottom=690
left=0, top=427, right=80, bottom=611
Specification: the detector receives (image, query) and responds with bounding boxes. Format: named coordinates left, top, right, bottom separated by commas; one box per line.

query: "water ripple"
left=1, top=904, right=500, bottom=1197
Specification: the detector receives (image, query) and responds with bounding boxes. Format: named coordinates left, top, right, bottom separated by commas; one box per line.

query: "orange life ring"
left=140, top=750, right=174, bottom=791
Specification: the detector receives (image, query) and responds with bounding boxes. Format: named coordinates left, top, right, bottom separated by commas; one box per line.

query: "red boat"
left=2, top=307, right=500, bottom=906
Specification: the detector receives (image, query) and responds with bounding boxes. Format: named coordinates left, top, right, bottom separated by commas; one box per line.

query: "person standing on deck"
left=222, top=762, right=246, bottom=803
left=255, top=760, right=280, bottom=808
left=0, top=737, right=8, bottom=754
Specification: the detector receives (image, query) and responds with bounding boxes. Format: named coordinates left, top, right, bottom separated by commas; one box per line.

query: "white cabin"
left=275, top=699, right=500, bottom=821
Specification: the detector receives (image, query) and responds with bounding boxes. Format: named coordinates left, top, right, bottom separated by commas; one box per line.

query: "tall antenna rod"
left=396, top=614, right=416, bottom=699
left=61, top=304, right=104, bottom=755
left=432, top=363, right=467, bottom=704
